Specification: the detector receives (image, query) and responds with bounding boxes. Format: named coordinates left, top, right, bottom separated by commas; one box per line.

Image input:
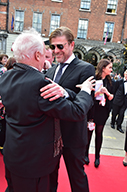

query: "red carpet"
left=0, top=153, right=127, bottom=192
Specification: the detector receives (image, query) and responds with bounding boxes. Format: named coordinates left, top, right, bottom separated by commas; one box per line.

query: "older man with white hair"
left=0, top=28, right=95, bottom=192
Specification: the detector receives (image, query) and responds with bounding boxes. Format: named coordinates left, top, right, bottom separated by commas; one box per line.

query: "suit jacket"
left=46, top=57, right=95, bottom=148
left=0, top=63, right=93, bottom=178
left=113, top=79, right=127, bottom=107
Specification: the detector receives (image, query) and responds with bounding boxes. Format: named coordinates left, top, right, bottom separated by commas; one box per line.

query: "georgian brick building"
left=1, top=0, right=127, bottom=65
left=0, top=0, right=8, bottom=53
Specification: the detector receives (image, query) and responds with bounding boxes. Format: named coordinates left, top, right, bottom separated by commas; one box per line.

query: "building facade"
left=1, top=0, right=127, bottom=65
left=0, top=0, right=8, bottom=53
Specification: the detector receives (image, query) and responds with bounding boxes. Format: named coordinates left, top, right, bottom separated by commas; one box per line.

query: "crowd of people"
left=0, top=26, right=127, bottom=192
left=0, top=55, right=16, bottom=156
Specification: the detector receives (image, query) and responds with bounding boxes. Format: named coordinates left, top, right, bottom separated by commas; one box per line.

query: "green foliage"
left=112, top=60, right=124, bottom=76
left=83, top=53, right=97, bottom=67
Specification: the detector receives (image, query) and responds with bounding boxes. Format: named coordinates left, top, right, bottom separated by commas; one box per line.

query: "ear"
left=102, top=67, right=105, bottom=71
left=70, top=41, right=75, bottom=50
left=35, top=51, right=40, bottom=61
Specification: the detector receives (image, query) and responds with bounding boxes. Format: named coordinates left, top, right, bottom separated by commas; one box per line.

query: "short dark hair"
left=0, top=54, right=8, bottom=61
left=5, top=57, right=16, bottom=70
left=49, top=26, right=74, bottom=44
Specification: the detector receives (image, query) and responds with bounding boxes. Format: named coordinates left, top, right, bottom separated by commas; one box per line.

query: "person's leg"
left=125, top=126, right=127, bottom=152
left=0, top=119, right=6, bottom=155
left=5, top=187, right=9, bottom=192
left=5, top=166, right=50, bottom=192
left=123, top=126, right=127, bottom=166
left=49, top=159, right=60, bottom=192
left=85, top=129, right=93, bottom=164
left=5, top=167, right=14, bottom=192
left=85, top=129, right=93, bottom=157
left=111, top=104, right=119, bottom=128
left=123, top=151, right=127, bottom=166
left=63, top=147, right=89, bottom=192
left=117, top=105, right=126, bottom=130
left=95, top=125, right=104, bottom=167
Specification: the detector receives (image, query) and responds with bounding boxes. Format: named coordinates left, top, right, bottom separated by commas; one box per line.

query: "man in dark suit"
left=40, top=26, right=95, bottom=192
left=0, top=29, right=95, bottom=192
left=111, top=70, right=127, bottom=133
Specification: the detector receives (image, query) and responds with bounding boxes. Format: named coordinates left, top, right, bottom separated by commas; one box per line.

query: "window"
left=107, top=0, right=117, bottom=13
left=51, top=0, right=63, bottom=2
left=0, top=38, right=6, bottom=53
left=77, top=19, right=88, bottom=39
left=32, top=12, right=42, bottom=33
left=14, top=10, right=24, bottom=32
left=103, top=22, right=114, bottom=42
left=80, top=0, right=91, bottom=10
left=49, top=14, right=60, bottom=34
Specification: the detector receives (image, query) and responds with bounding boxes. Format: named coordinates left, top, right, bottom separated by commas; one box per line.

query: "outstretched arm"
left=40, top=76, right=95, bottom=101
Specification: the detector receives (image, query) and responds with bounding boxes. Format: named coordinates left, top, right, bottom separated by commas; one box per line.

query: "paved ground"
left=89, top=110, right=127, bottom=157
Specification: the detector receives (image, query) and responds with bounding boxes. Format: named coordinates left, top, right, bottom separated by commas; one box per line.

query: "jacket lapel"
left=46, top=64, right=58, bottom=80
left=59, top=57, right=79, bottom=84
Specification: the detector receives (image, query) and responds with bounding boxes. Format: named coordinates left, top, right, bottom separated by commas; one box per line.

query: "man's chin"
left=56, top=60, right=64, bottom=63
left=56, top=57, right=63, bottom=63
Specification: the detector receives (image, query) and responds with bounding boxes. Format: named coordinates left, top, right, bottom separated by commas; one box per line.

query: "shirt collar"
left=64, top=53, right=75, bottom=64
left=30, top=66, right=39, bottom=71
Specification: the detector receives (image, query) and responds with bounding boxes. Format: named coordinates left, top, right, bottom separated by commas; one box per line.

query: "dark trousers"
left=85, top=125, right=104, bottom=159
left=5, top=166, right=50, bottom=192
left=50, top=147, right=89, bottom=192
left=111, top=104, right=126, bottom=128
left=0, top=119, right=6, bottom=147
left=125, top=126, right=127, bottom=152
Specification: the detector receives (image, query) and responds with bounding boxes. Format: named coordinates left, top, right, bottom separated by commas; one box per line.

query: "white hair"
left=12, top=28, right=44, bottom=62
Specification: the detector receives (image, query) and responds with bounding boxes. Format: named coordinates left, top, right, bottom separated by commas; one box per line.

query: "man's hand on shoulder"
left=40, top=77, right=68, bottom=101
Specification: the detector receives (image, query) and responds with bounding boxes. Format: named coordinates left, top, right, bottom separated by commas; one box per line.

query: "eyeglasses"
left=49, top=43, right=67, bottom=50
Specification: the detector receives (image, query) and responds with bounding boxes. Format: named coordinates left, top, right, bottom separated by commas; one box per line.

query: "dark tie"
left=53, top=63, right=68, bottom=157
left=54, top=63, right=68, bottom=83
left=54, top=118, right=63, bottom=157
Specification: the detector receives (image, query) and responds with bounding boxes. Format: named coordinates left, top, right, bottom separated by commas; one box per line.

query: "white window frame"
left=106, top=0, right=118, bottom=13
left=51, top=0, right=63, bottom=2
left=49, top=14, right=60, bottom=35
left=80, top=0, right=91, bottom=10
left=14, top=10, right=24, bottom=32
left=0, top=38, right=6, bottom=53
left=32, top=12, right=42, bottom=33
left=77, top=19, right=88, bottom=39
left=103, top=22, right=114, bottom=42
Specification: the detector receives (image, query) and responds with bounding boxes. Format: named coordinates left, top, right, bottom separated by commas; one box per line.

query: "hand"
left=100, top=87, right=113, bottom=100
left=76, top=76, right=95, bottom=93
left=100, top=87, right=108, bottom=94
left=40, top=77, right=66, bottom=101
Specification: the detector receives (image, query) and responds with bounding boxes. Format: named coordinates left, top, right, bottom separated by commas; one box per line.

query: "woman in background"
left=85, top=59, right=114, bottom=168
left=0, top=54, right=8, bottom=67
left=5, top=57, right=16, bottom=70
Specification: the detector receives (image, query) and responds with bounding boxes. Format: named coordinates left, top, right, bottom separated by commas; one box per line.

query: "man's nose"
left=53, top=46, right=60, bottom=53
